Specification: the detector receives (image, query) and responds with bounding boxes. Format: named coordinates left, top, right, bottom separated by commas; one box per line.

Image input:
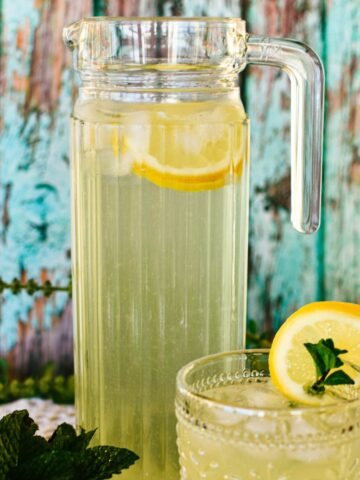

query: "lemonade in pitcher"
left=71, top=97, right=249, bottom=478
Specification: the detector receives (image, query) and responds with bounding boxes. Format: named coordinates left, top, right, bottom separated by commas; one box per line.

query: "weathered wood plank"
left=323, top=0, right=360, bottom=303
left=102, top=0, right=242, bottom=17
left=0, top=0, right=91, bottom=375
left=171, top=0, right=241, bottom=17
left=244, top=0, right=324, bottom=331
left=103, top=0, right=158, bottom=16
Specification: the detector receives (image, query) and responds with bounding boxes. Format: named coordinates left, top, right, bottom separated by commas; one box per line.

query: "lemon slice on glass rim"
left=269, top=301, right=360, bottom=406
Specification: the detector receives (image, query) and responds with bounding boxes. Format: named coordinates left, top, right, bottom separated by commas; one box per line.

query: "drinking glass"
left=176, top=350, right=360, bottom=479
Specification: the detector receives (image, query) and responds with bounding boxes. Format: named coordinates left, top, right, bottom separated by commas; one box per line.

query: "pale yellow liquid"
left=177, top=380, right=360, bottom=480
left=71, top=99, right=249, bottom=479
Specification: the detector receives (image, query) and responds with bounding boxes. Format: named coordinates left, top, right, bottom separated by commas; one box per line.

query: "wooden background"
left=0, top=0, right=359, bottom=377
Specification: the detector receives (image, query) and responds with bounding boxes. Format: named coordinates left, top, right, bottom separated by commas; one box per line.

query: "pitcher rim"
left=79, top=16, right=245, bottom=24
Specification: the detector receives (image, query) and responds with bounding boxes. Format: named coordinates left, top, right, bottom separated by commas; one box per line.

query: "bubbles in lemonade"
left=176, top=379, right=360, bottom=480
left=71, top=99, right=249, bottom=479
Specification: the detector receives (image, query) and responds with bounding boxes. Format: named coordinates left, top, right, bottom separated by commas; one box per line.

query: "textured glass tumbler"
left=176, top=350, right=360, bottom=480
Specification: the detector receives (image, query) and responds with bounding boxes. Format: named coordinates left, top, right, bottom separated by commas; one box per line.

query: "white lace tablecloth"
left=0, top=398, right=76, bottom=438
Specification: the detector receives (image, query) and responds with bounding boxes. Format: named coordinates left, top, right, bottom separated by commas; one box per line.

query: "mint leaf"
left=303, top=338, right=355, bottom=396
left=0, top=410, right=139, bottom=480
left=321, top=338, right=348, bottom=357
left=304, top=342, right=329, bottom=376
left=48, top=424, right=95, bottom=452
left=304, top=339, right=346, bottom=377
left=12, top=447, right=139, bottom=480
left=74, top=446, right=139, bottom=480
left=0, top=410, right=48, bottom=477
left=323, top=370, right=355, bottom=386
left=10, top=451, right=77, bottom=480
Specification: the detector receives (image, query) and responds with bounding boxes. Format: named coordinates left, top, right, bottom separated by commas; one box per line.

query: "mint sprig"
left=0, top=410, right=139, bottom=480
left=304, top=338, right=355, bottom=396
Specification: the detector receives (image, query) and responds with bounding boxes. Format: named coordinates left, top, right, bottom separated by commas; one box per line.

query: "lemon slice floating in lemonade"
left=109, top=102, right=247, bottom=191
left=269, top=301, right=360, bottom=405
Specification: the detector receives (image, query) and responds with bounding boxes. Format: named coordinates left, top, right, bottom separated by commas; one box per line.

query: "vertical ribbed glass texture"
left=71, top=95, right=249, bottom=480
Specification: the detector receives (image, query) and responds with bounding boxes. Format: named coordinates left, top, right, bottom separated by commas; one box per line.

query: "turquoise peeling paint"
left=0, top=1, right=71, bottom=348
left=245, top=0, right=324, bottom=332
left=324, top=0, right=360, bottom=302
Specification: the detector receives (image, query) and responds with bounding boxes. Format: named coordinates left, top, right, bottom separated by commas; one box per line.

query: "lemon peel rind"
left=132, top=156, right=244, bottom=192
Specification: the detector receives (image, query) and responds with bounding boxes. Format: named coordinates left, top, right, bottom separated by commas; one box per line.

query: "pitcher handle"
left=246, top=36, right=324, bottom=233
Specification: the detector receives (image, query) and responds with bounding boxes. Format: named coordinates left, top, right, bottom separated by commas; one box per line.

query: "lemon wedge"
left=269, top=301, right=360, bottom=405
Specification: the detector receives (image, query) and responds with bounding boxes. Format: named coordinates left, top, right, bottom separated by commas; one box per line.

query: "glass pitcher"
left=64, top=17, right=324, bottom=480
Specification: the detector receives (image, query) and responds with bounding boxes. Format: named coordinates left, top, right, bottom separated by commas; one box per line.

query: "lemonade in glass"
left=176, top=350, right=360, bottom=480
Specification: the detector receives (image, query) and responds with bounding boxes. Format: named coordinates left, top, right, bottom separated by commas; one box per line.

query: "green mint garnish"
left=0, top=410, right=139, bottom=480
left=304, top=338, right=355, bottom=396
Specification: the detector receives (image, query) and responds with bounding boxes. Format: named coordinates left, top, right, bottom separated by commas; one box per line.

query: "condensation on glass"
left=64, top=17, right=324, bottom=480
